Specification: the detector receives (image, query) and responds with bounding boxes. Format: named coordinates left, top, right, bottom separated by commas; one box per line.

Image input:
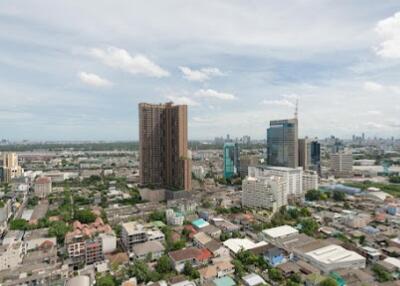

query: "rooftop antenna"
left=294, top=98, right=299, bottom=119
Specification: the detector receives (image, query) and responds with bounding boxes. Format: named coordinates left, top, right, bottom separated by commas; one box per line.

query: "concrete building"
left=121, top=222, right=164, bottom=252
left=34, top=176, right=52, bottom=198
left=267, top=118, right=298, bottom=168
left=262, top=225, right=299, bottom=244
left=2, top=153, right=23, bottom=183
left=131, top=240, right=165, bottom=261
left=242, top=175, right=286, bottom=211
left=166, top=209, right=184, bottom=226
left=248, top=166, right=303, bottom=198
left=302, top=171, right=319, bottom=192
left=139, top=102, right=192, bottom=191
left=330, top=152, right=353, bottom=177
left=298, top=138, right=311, bottom=170
left=0, top=243, right=24, bottom=271
left=239, top=155, right=259, bottom=178
left=303, top=244, right=366, bottom=274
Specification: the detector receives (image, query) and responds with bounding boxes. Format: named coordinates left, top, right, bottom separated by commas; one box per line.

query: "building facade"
left=330, top=152, right=353, bottom=177
left=34, top=176, right=52, bottom=198
left=242, top=175, right=286, bottom=211
left=139, top=102, right=191, bottom=191
left=2, top=153, right=23, bottom=183
left=267, top=119, right=298, bottom=168
left=223, top=142, right=240, bottom=179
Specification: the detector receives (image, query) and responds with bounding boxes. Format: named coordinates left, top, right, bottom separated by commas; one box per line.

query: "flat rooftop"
left=305, top=244, right=365, bottom=265
left=263, top=225, right=299, bottom=239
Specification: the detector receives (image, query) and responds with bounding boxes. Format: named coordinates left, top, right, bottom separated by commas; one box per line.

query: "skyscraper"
left=223, top=142, right=240, bottom=179
left=2, top=152, right=23, bottom=183
left=267, top=118, right=298, bottom=168
left=298, top=138, right=311, bottom=170
left=310, top=140, right=321, bottom=175
left=139, top=102, right=191, bottom=191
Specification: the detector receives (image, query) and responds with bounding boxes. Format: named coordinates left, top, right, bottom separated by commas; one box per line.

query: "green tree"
left=305, top=189, right=322, bottom=201
left=319, top=277, right=338, bottom=286
left=10, top=219, right=29, bottom=230
left=332, top=191, right=345, bottom=201
left=300, top=218, right=319, bottom=236
left=96, top=275, right=116, bottom=286
left=232, top=259, right=245, bottom=278
left=156, top=255, right=174, bottom=274
left=268, top=268, right=283, bottom=282
left=372, top=264, right=393, bottom=282
left=48, top=221, right=71, bottom=244
left=183, top=261, right=200, bottom=279
left=74, top=209, right=96, bottom=223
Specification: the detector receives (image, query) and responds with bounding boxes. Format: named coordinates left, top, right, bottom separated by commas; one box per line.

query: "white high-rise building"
left=242, top=175, right=286, bottom=211
left=248, top=166, right=303, bottom=197
left=302, top=171, right=319, bottom=192
left=330, top=152, right=353, bottom=177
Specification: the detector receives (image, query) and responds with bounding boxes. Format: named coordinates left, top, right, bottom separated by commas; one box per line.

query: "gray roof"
left=132, top=240, right=165, bottom=256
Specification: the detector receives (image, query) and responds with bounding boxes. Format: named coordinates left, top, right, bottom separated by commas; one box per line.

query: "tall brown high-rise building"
left=139, top=102, right=191, bottom=191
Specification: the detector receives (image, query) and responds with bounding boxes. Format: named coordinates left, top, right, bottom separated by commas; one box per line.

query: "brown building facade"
left=139, top=102, right=191, bottom=191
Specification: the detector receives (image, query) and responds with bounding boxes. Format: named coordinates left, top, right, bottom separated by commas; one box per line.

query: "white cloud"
left=262, top=99, right=295, bottom=107
left=365, top=122, right=385, bottom=129
left=179, top=66, right=223, bottom=82
left=363, top=81, right=384, bottom=92
left=78, top=72, right=112, bottom=87
left=194, top=89, right=236, bottom=100
left=375, top=12, right=400, bottom=59
left=366, top=110, right=382, bottom=115
left=192, top=116, right=213, bottom=123
left=90, top=47, right=169, bottom=77
left=165, top=95, right=199, bottom=106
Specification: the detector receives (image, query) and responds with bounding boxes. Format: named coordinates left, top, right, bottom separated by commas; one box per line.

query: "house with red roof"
left=168, top=247, right=212, bottom=272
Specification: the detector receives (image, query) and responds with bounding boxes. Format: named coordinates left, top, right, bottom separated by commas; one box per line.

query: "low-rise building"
left=34, top=176, right=52, bottom=198
left=131, top=240, right=165, bottom=261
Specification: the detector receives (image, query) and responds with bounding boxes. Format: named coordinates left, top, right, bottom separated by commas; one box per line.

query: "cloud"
left=90, top=47, right=169, bottom=77
left=375, top=12, right=400, bottom=59
left=78, top=72, right=112, bottom=87
left=366, top=110, right=382, bottom=115
left=365, top=122, right=385, bottom=129
left=165, top=95, right=199, bottom=106
left=192, top=116, right=213, bottom=123
left=363, top=81, right=384, bottom=92
left=262, top=99, right=295, bottom=107
left=194, top=89, right=236, bottom=100
left=179, top=66, right=223, bottom=82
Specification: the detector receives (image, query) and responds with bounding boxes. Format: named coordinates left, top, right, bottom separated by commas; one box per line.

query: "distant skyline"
left=1, top=1, right=400, bottom=141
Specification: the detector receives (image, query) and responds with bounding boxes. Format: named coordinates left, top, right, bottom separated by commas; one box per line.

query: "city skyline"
left=1, top=1, right=400, bottom=140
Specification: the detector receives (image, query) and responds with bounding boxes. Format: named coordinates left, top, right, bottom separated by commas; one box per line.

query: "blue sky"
left=0, top=1, right=400, bottom=141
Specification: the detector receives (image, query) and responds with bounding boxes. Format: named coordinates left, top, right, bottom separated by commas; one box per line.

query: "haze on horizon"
left=1, top=1, right=400, bottom=141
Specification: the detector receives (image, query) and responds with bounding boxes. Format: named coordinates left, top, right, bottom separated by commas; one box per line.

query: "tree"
left=359, top=235, right=366, bottom=245
left=48, top=221, right=71, bottom=244
left=156, top=255, right=174, bottom=274
left=96, top=275, right=116, bottom=286
left=149, top=210, right=166, bottom=222
left=300, top=218, right=319, bottom=236
left=74, top=209, right=96, bottom=223
left=10, top=219, right=29, bottom=230
left=332, top=191, right=345, bottom=201
left=130, top=260, right=151, bottom=283
left=372, top=264, right=393, bottom=282
left=305, top=189, right=322, bottom=201
left=183, top=261, right=199, bottom=279
left=268, top=268, right=283, bottom=282
left=319, top=277, right=338, bottom=286
left=232, top=259, right=245, bottom=278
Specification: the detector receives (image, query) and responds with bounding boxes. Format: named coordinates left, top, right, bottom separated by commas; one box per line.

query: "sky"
left=1, top=1, right=400, bottom=141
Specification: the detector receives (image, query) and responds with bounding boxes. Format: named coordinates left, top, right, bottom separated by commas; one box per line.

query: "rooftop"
left=213, top=276, right=236, bottom=286
left=305, top=244, right=365, bottom=265
left=223, top=238, right=267, bottom=254
left=263, top=225, right=299, bottom=239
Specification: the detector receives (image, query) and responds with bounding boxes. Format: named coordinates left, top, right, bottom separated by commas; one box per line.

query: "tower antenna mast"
left=294, top=98, right=298, bottom=119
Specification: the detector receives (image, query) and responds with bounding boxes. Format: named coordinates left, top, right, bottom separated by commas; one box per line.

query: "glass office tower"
left=223, top=142, right=240, bottom=179
left=267, top=119, right=298, bottom=168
